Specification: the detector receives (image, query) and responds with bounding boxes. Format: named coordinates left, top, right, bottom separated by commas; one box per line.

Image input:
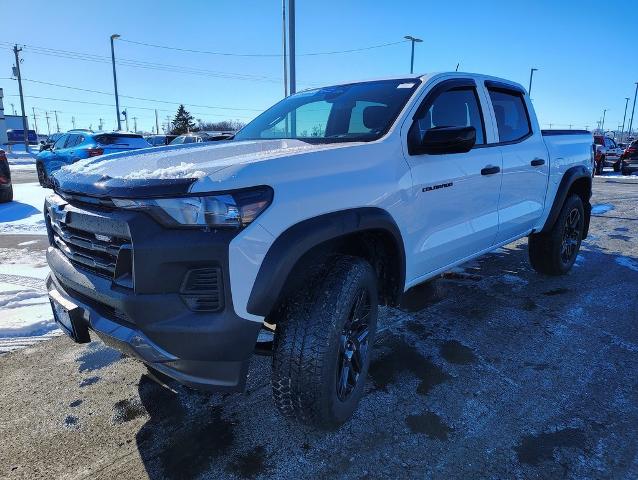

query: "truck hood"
left=53, top=139, right=341, bottom=197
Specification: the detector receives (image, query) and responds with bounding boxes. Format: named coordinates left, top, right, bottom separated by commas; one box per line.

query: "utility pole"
left=10, top=103, right=16, bottom=115
left=568, top=124, right=573, bottom=130
left=71, top=116, right=76, bottom=129
left=455, top=63, right=460, bottom=72
left=528, top=67, right=538, bottom=97
left=12, top=44, right=29, bottom=151
left=53, top=110, right=60, bottom=132
left=98, top=118, right=103, bottom=130
left=165, top=115, right=171, bottom=134
left=620, top=97, right=630, bottom=142
left=601, top=109, right=608, bottom=132
left=155, top=109, right=159, bottom=134
left=404, top=35, right=423, bottom=74
left=32, top=107, right=38, bottom=137
left=288, top=0, right=296, bottom=95
left=44, top=111, right=51, bottom=135
left=110, top=34, right=122, bottom=130
left=282, top=0, right=288, bottom=98
left=133, top=116, right=137, bottom=133
left=123, top=109, right=129, bottom=131
left=627, top=82, right=638, bottom=141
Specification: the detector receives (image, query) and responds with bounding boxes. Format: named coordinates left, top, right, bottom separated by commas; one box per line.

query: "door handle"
left=481, top=165, right=500, bottom=175
left=531, top=158, right=546, bottom=166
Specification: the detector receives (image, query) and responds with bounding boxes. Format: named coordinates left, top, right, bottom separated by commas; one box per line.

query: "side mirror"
left=417, top=126, right=476, bottom=155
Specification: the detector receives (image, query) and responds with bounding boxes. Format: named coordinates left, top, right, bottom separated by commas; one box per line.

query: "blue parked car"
left=36, top=131, right=151, bottom=188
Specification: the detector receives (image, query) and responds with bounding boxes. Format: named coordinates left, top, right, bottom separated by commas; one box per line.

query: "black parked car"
left=0, top=149, right=13, bottom=203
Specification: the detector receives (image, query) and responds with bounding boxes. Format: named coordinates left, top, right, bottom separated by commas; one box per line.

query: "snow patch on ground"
left=615, top=256, right=638, bottom=272
left=591, top=204, right=614, bottom=215
left=122, top=162, right=207, bottom=180
left=0, top=182, right=49, bottom=235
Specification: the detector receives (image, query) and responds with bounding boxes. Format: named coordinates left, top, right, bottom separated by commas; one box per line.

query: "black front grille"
left=180, top=267, right=224, bottom=312
left=47, top=198, right=132, bottom=281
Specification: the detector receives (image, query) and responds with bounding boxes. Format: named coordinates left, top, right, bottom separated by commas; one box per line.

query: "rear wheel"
left=613, top=161, right=621, bottom=172
left=0, top=185, right=13, bottom=203
left=271, top=255, right=378, bottom=429
left=529, top=194, right=585, bottom=275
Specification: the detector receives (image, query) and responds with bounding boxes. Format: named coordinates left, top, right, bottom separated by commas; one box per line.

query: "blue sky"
left=2, top=0, right=636, bottom=133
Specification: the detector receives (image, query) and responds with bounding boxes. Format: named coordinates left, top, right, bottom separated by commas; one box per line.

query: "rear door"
left=486, top=82, right=549, bottom=244
left=402, top=78, right=502, bottom=280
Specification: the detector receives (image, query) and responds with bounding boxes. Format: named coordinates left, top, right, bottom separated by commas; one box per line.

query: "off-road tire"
left=271, top=255, right=378, bottom=429
left=528, top=194, right=585, bottom=275
left=595, top=157, right=605, bottom=175
left=0, top=185, right=13, bottom=203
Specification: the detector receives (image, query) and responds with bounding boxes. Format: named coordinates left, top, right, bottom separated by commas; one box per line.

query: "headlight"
left=112, top=186, right=273, bottom=229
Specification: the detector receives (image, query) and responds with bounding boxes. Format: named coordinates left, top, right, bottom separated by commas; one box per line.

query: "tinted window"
left=95, top=134, right=150, bottom=148
left=235, top=79, right=420, bottom=143
left=488, top=89, right=531, bottom=143
left=53, top=135, right=68, bottom=149
left=594, top=136, right=604, bottom=146
left=411, top=87, right=485, bottom=146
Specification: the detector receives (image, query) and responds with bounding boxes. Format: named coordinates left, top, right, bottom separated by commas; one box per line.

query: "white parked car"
left=44, top=72, right=594, bottom=428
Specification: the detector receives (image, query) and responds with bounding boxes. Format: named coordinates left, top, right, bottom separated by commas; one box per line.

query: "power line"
left=5, top=94, right=256, bottom=119
left=0, top=77, right=264, bottom=112
left=118, top=37, right=408, bottom=57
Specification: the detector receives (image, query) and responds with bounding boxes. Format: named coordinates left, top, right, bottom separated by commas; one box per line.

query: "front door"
left=402, top=79, right=502, bottom=284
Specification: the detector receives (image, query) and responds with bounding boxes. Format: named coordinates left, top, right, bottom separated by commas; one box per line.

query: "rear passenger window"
left=412, top=87, right=485, bottom=146
left=488, top=89, right=531, bottom=143
left=64, top=134, right=79, bottom=148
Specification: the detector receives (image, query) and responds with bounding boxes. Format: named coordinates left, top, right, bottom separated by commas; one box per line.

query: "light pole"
left=620, top=97, right=630, bottom=142
left=601, top=109, right=608, bottom=132
left=528, top=68, right=538, bottom=97
left=404, top=35, right=423, bottom=74
left=110, top=34, right=122, bottom=130
left=627, top=82, right=638, bottom=141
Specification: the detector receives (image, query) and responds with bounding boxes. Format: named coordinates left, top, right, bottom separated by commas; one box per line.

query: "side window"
left=412, top=87, right=485, bottom=148
left=348, top=101, right=386, bottom=134
left=488, top=88, right=532, bottom=143
left=53, top=134, right=68, bottom=150
left=64, top=134, right=78, bottom=148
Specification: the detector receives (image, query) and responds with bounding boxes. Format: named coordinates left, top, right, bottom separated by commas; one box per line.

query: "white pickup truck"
left=45, top=72, right=594, bottom=428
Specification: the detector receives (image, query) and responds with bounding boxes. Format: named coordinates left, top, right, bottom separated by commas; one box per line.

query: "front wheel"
left=0, top=185, right=13, bottom=203
left=36, top=163, right=52, bottom=188
left=271, top=255, right=378, bottom=429
left=528, top=194, right=585, bottom=275
left=595, top=157, right=605, bottom=175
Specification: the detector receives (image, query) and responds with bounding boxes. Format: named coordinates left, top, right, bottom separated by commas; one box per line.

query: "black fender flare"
left=246, top=207, right=405, bottom=317
left=540, top=165, right=592, bottom=236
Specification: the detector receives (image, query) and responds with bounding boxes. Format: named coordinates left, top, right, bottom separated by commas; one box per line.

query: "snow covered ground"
left=0, top=181, right=59, bottom=352
left=0, top=246, right=60, bottom=352
left=0, top=182, right=49, bottom=235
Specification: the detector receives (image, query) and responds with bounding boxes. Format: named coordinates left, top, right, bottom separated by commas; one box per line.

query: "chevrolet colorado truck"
left=45, top=73, right=594, bottom=428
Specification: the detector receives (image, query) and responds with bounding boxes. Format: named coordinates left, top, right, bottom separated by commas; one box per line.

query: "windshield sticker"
left=397, top=83, right=416, bottom=89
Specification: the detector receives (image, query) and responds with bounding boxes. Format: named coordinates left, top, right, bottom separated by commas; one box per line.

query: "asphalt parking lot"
left=1, top=173, right=637, bottom=480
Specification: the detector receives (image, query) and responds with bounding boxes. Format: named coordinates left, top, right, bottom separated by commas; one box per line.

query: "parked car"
left=6, top=129, right=38, bottom=145
left=0, top=149, right=12, bottom=203
left=145, top=134, right=178, bottom=146
left=45, top=72, right=593, bottom=428
left=169, top=132, right=233, bottom=145
left=621, top=140, right=638, bottom=175
left=36, top=132, right=151, bottom=188
left=593, top=135, right=623, bottom=174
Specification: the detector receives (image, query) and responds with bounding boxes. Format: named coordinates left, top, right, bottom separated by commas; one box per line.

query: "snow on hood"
left=60, top=139, right=329, bottom=181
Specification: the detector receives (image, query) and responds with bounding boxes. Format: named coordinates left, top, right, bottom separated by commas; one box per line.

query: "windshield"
left=234, top=79, right=421, bottom=143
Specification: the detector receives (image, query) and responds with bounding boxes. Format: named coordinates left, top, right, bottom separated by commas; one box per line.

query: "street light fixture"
left=404, top=35, right=423, bottom=74
left=110, top=34, right=121, bottom=131
left=528, top=68, right=538, bottom=97
left=628, top=82, right=638, bottom=141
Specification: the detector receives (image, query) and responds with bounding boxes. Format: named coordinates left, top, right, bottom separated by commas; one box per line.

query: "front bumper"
left=45, top=194, right=262, bottom=392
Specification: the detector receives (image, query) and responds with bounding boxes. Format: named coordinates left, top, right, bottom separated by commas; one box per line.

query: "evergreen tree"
left=170, top=105, right=195, bottom=135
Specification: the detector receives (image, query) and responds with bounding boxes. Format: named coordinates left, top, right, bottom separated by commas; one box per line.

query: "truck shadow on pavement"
left=124, top=241, right=638, bottom=480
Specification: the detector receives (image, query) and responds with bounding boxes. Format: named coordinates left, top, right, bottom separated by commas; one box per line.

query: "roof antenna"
left=455, top=63, right=460, bottom=72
